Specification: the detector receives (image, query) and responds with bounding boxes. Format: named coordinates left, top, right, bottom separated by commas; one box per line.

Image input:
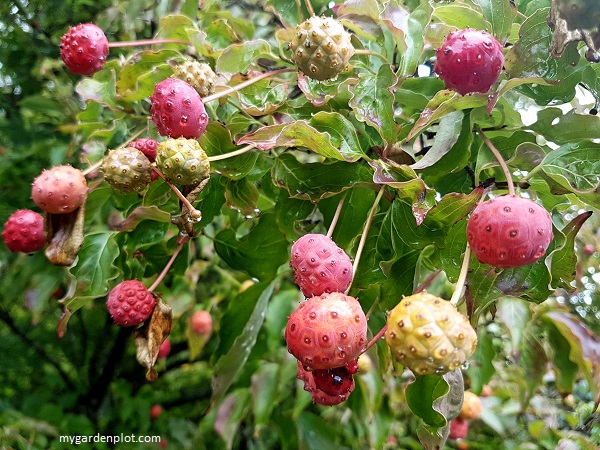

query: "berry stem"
left=449, top=244, right=472, bottom=306
left=326, top=192, right=347, bottom=238
left=107, top=39, right=192, bottom=48
left=345, top=186, right=386, bottom=295
left=207, top=144, right=255, bottom=162
left=202, top=68, right=295, bottom=103
left=82, top=160, right=102, bottom=177
left=414, top=269, right=442, bottom=294
left=477, top=127, right=515, bottom=196
left=304, top=0, right=316, bottom=17
left=148, top=239, right=187, bottom=292
left=152, top=167, right=201, bottom=218
left=363, top=324, right=388, bottom=354
left=353, top=49, right=391, bottom=64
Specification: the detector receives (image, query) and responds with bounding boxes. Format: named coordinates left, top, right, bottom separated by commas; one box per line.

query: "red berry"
left=312, top=366, right=355, bottom=396
left=150, top=78, right=209, bottom=139
left=106, top=280, right=156, bottom=327
left=149, top=404, right=162, bottom=420
left=467, top=195, right=553, bottom=268
left=60, top=23, right=109, bottom=76
left=190, top=310, right=212, bottom=336
left=158, top=338, right=171, bottom=359
left=31, top=165, right=88, bottom=214
left=2, top=210, right=46, bottom=253
left=434, top=28, right=504, bottom=95
left=130, top=138, right=159, bottom=163
left=285, top=292, right=367, bottom=370
left=583, top=244, right=595, bottom=256
left=296, top=362, right=354, bottom=406
left=290, top=234, right=353, bottom=297
left=449, top=417, right=470, bottom=440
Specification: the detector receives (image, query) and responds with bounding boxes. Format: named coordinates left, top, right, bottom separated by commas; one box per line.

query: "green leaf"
left=496, top=297, right=531, bottom=352
left=273, top=192, right=316, bottom=241
left=371, top=159, right=432, bottom=206
left=309, top=111, right=366, bottom=162
left=271, top=153, right=373, bottom=201
left=217, top=39, right=276, bottom=74
left=234, top=74, right=288, bottom=116
left=212, top=280, right=276, bottom=403
left=250, top=362, right=279, bottom=431
left=519, top=326, right=548, bottom=408
left=473, top=0, right=518, bottom=42
left=401, top=1, right=433, bottom=76
left=297, top=411, right=340, bottom=450
left=115, top=50, right=178, bottom=102
left=349, top=64, right=400, bottom=145
left=466, top=326, right=496, bottom=394
left=439, top=221, right=468, bottom=282
left=529, top=109, right=600, bottom=145
left=223, top=177, right=260, bottom=217
left=545, top=319, right=582, bottom=396
left=213, top=213, right=289, bottom=280
left=410, top=111, right=464, bottom=171
left=75, top=66, right=121, bottom=109
left=406, top=374, right=448, bottom=429
left=432, top=3, right=490, bottom=31
left=214, top=390, right=251, bottom=449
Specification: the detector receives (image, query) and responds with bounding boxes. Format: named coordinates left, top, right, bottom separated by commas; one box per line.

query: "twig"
left=148, top=240, right=187, bottom=292
left=477, top=127, right=515, bottom=196
left=327, top=192, right=347, bottom=238
left=353, top=49, right=390, bottom=64
left=207, top=144, right=255, bottom=162
left=304, top=0, right=316, bottom=17
left=414, top=269, right=442, bottom=294
left=108, top=39, right=192, bottom=48
left=202, top=68, right=295, bottom=103
left=363, top=324, right=388, bottom=353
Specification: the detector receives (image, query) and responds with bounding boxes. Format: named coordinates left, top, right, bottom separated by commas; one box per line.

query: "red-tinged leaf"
left=544, top=311, right=600, bottom=405
left=108, top=206, right=171, bottom=232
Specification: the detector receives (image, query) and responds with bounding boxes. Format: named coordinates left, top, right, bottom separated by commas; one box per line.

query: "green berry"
left=155, top=138, right=210, bottom=186
left=101, top=147, right=153, bottom=194
left=172, top=60, right=217, bottom=98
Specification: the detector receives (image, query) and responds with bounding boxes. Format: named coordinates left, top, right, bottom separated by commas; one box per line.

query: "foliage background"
left=0, top=0, right=599, bottom=449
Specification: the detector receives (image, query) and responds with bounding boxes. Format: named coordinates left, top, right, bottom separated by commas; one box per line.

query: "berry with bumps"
left=384, top=292, right=477, bottom=376
left=31, top=165, right=88, bottom=214
left=150, top=78, right=209, bottom=139
left=172, top=61, right=217, bottom=97
left=155, top=137, right=210, bottom=186
left=449, top=417, right=470, bottom=440
left=101, top=147, right=153, bottom=194
left=434, top=28, right=504, bottom=95
left=285, top=292, right=367, bottom=371
left=466, top=195, right=553, bottom=268
left=106, top=280, right=156, bottom=327
left=289, top=16, right=354, bottom=81
left=296, top=362, right=354, bottom=406
left=459, top=391, right=482, bottom=420
left=290, top=233, right=353, bottom=297
left=130, top=138, right=159, bottom=162
left=2, top=210, right=46, bottom=253
left=60, top=23, right=109, bottom=76
left=312, top=366, right=355, bottom=397
left=191, top=310, right=212, bottom=336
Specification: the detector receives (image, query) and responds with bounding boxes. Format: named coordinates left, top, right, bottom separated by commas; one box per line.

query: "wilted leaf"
left=134, top=298, right=173, bottom=382
left=45, top=205, right=86, bottom=267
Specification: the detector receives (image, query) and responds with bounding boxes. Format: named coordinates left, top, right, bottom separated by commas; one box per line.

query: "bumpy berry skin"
left=172, top=61, right=217, bottom=97
left=449, top=417, right=470, bottom=440
left=150, top=78, right=209, bottom=139
left=2, top=210, right=46, bottom=253
left=434, top=28, right=504, bottom=95
left=459, top=391, right=482, bottom=420
left=130, top=138, right=159, bottom=162
left=312, top=366, right=355, bottom=397
left=101, top=147, right=153, bottom=193
left=155, top=137, right=210, bottom=186
left=467, top=195, right=553, bottom=268
left=290, top=234, right=353, bottom=297
left=385, top=292, right=477, bottom=376
left=296, top=362, right=354, bottom=406
left=191, top=310, right=212, bottom=336
left=285, top=292, right=367, bottom=371
left=106, top=280, right=156, bottom=327
left=290, top=16, right=354, bottom=81
left=60, top=23, right=109, bottom=76
left=31, top=165, right=87, bottom=214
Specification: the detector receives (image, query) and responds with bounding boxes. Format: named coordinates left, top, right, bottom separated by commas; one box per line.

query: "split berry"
left=106, top=280, right=156, bottom=327
left=466, top=195, right=553, bottom=268
left=150, top=78, right=209, bottom=139
left=2, top=210, right=46, bottom=253
left=296, top=362, right=354, bottom=406
left=60, top=23, right=109, bottom=76
left=311, top=366, right=355, bottom=397
left=434, top=28, right=504, bottom=95
left=290, top=233, right=353, bottom=297
left=31, top=165, right=88, bottom=214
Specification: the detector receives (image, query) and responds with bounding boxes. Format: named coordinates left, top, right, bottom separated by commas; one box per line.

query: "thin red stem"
left=326, top=192, right=347, bottom=238
left=152, top=167, right=200, bottom=217
left=202, top=67, right=295, bottom=103
left=363, top=324, right=388, bottom=353
left=477, top=127, right=515, bottom=196
left=108, top=39, right=192, bottom=48
left=148, top=240, right=186, bottom=292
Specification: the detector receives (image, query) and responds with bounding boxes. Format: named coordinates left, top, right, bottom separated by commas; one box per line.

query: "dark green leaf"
left=466, top=326, right=496, bottom=394
left=473, top=0, right=518, bottom=42
left=223, top=177, right=260, bottom=217
left=308, top=111, right=366, bottom=162
left=116, top=50, right=178, bottom=102
left=296, top=411, right=340, bottom=450
left=406, top=374, right=448, bottom=429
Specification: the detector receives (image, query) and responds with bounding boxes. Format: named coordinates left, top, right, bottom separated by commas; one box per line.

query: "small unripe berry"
left=449, top=417, right=470, bottom=440
left=149, top=404, right=162, bottom=420
left=459, top=391, right=482, bottom=420
left=2, top=210, right=46, bottom=253
left=191, top=310, right=212, bottom=336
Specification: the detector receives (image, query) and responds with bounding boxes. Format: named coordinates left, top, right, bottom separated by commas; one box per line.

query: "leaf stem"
left=207, top=144, right=255, bottom=162
left=327, top=192, right=347, bottom=238
left=353, top=49, right=390, bottom=64
left=345, top=186, right=386, bottom=294
left=449, top=244, right=471, bottom=306
left=108, top=39, right=192, bottom=48
left=152, top=167, right=201, bottom=218
left=148, top=240, right=187, bottom=292
left=202, top=68, right=295, bottom=103
left=477, top=127, right=515, bottom=196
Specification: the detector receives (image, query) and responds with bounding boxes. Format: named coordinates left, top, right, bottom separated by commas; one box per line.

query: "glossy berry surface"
left=31, top=165, right=88, bottom=214
left=467, top=195, right=553, bottom=268
left=285, top=292, right=367, bottom=370
left=150, top=78, right=209, bottom=139
left=290, top=233, right=353, bottom=297
left=434, top=28, right=504, bottom=95
left=130, top=138, right=159, bottom=162
left=106, top=280, right=156, bottom=327
left=60, top=23, right=109, bottom=76
left=2, top=210, right=46, bottom=253
left=296, top=362, right=354, bottom=406
left=311, top=366, right=355, bottom=397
